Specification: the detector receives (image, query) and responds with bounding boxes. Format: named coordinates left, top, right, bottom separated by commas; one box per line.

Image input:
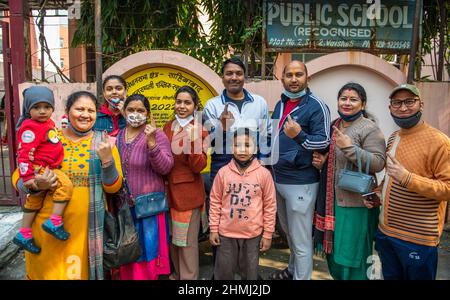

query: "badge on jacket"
left=47, top=129, right=60, bottom=144
left=21, top=130, right=35, bottom=143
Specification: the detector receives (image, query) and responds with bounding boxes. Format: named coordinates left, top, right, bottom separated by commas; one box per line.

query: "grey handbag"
left=337, top=145, right=374, bottom=194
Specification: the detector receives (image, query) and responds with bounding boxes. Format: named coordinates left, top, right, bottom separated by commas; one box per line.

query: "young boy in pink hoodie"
left=209, top=128, right=276, bottom=280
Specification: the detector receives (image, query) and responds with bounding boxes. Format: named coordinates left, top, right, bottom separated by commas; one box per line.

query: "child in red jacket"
left=13, top=86, right=73, bottom=254
left=209, top=128, right=276, bottom=280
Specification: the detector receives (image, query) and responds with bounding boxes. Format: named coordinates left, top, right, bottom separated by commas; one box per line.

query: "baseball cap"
left=389, top=83, right=421, bottom=99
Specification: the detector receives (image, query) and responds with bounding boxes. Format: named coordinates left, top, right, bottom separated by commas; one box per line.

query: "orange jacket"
left=209, top=159, right=276, bottom=239
left=163, top=119, right=208, bottom=211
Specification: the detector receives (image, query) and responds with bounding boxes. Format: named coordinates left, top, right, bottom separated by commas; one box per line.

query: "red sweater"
left=163, top=119, right=208, bottom=211
left=17, top=118, right=64, bottom=181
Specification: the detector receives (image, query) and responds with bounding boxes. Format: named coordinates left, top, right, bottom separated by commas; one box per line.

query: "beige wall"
left=18, top=51, right=450, bottom=139
left=418, top=82, right=450, bottom=137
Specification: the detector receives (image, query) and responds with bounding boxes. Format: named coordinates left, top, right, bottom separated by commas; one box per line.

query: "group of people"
left=11, top=57, right=450, bottom=280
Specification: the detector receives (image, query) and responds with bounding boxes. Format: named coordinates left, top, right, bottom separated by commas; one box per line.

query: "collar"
left=399, top=120, right=426, bottom=135
left=228, top=157, right=260, bottom=175
left=221, top=89, right=253, bottom=104
left=99, top=103, right=120, bottom=117
left=175, top=114, right=194, bottom=128
left=281, top=88, right=310, bottom=104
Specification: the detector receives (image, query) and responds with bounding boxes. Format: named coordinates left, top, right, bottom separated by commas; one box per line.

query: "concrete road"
left=2, top=230, right=449, bottom=280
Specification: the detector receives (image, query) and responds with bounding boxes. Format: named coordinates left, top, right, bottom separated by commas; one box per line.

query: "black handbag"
left=103, top=187, right=142, bottom=270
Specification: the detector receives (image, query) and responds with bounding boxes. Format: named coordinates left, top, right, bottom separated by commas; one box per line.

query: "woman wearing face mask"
left=94, top=75, right=127, bottom=137
left=117, top=94, right=174, bottom=280
left=162, top=86, right=209, bottom=280
left=311, top=82, right=386, bottom=280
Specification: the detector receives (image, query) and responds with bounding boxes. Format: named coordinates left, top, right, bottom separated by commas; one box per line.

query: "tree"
left=72, top=0, right=210, bottom=70
left=201, top=0, right=264, bottom=75
left=72, top=0, right=266, bottom=75
left=420, top=0, right=449, bottom=80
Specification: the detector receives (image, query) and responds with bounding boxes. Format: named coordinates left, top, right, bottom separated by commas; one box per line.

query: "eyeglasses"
left=390, top=98, right=419, bottom=109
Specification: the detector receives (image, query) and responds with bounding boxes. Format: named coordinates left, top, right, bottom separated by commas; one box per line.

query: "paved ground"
left=2, top=222, right=449, bottom=280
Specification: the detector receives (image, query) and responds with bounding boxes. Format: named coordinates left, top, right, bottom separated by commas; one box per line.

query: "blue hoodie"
left=271, top=89, right=331, bottom=185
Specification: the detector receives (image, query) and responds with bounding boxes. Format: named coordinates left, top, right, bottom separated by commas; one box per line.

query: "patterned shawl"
left=313, top=119, right=341, bottom=255
left=88, top=131, right=106, bottom=280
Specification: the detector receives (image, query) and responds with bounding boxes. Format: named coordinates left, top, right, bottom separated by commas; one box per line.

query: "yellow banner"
left=125, top=66, right=217, bottom=128
left=125, top=65, right=218, bottom=173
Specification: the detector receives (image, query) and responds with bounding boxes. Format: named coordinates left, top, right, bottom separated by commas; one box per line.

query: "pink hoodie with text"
left=209, top=159, right=276, bottom=239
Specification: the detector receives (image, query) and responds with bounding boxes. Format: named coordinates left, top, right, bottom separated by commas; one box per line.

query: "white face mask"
left=175, top=115, right=194, bottom=128
left=126, top=112, right=147, bottom=127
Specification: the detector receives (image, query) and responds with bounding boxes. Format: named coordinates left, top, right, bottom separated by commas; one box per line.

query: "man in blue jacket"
left=270, top=60, right=330, bottom=280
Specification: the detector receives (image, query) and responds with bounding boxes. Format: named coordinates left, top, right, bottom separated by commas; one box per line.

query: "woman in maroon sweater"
left=163, top=86, right=209, bottom=280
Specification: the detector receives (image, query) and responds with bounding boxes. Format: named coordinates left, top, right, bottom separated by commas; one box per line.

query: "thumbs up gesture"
left=97, top=130, right=113, bottom=165
left=219, top=104, right=235, bottom=131
left=283, top=114, right=302, bottom=138
left=332, top=125, right=353, bottom=149
left=145, top=116, right=157, bottom=150
left=386, top=153, right=407, bottom=183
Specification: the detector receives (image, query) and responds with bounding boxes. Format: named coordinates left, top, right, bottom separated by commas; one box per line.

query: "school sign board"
left=265, top=0, right=416, bottom=52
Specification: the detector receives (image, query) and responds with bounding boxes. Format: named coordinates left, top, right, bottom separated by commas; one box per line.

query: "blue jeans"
left=375, top=229, right=438, bottom=280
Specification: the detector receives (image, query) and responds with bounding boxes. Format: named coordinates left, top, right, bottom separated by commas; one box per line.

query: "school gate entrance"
left=0, top=21, right=20, bottom=206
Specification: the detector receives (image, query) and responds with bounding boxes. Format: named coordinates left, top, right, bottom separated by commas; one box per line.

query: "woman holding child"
left=14, top=90, right=123, bottom=279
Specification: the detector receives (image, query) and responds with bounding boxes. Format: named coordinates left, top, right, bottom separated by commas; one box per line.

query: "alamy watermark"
left=67, top=0, right=81, bottom=20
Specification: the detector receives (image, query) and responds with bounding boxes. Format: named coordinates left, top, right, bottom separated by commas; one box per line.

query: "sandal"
left=13, top=232, right=41, bottom=254
left=42, top=219, right=70, bottom=241
left=268, top=267, right=293, bottom=280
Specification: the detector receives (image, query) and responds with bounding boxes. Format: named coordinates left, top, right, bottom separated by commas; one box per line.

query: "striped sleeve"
left=293, top=96, right=331, bottom=150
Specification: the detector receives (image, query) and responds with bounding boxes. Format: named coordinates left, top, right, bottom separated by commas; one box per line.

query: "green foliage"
left=72, top=0, right=209, bottom=69
left=72, top=0, right=264, bottom=74
left=421, top=0, right=450, bottom=79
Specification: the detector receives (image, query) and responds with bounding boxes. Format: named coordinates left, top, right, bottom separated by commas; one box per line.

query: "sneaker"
left=13, top=232, right=41, bottom=254
left=42, top=219, right=70, bottom=241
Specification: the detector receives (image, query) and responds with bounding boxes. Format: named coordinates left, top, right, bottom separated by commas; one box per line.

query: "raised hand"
left=96, top=130, right=113, bottom=165
left=116, top=100, right=125, bottom=116
left=219, top=104, right=235, bottom=131
left=332, top=125, right=353, bottom=149
left=185, top=123, right=201, bottom=142
left=145, top=116, right=157, bottom=150
left=283, top=114, right=302, bottom=138
left=386, top=153, right=407, bottom=183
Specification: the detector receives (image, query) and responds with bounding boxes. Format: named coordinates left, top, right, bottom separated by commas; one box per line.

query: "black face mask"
left=391, top=111, right=422, bottom=129
left=338, top=110, right=364, bottom=122
left=234, top=156, right=255, bottom=170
